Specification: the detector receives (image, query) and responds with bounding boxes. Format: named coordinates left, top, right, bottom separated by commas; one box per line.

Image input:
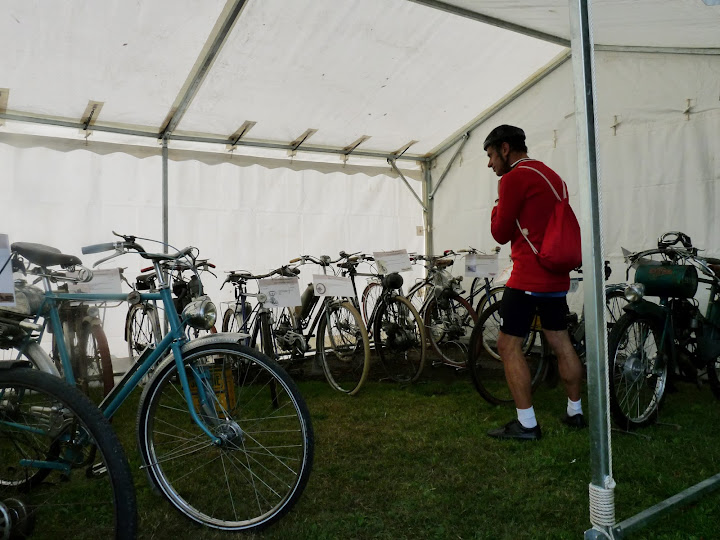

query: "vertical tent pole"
left=424, top=162, right=434, bottom=257
left=162, top=137, right=169, bottom=255
left=567, top=2, right=616, bottom=538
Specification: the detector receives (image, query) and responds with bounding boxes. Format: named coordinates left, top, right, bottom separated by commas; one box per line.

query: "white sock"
left=516, top=406, right=537, bottom=429
left=567, top=398, right=583, bottom=417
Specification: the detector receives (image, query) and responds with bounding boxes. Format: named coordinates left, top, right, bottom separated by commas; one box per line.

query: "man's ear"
left=501, top=141, right=510, bottom=158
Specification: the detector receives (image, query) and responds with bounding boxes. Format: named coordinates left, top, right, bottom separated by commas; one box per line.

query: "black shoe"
left=487, top=419, right=542, bottom=441
left=561, top=413, right=587, bottom=429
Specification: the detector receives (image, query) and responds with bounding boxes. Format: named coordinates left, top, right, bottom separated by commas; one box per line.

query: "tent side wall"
left=431, top=51, right=720, bottom=278
left=0, top=140, right=425, bottom=351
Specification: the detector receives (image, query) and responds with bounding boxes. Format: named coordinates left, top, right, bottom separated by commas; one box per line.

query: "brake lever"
left=93, top=249, right=123, bottom=268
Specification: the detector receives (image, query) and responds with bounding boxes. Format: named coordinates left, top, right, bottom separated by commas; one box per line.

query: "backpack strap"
left=514, top=165, right=568, bottom=254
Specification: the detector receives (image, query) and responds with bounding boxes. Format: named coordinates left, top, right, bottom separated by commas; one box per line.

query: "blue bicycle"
left=1, top=232, right=314, bottom=532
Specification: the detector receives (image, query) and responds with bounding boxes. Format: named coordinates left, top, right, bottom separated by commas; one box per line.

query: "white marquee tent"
left=2, top=1, right=720, bottom=536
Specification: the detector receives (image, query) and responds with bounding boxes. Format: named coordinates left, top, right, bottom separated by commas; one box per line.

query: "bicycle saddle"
left=434, top=258, right=453, bottom=268
left=12, top=242, right=82, bottom=268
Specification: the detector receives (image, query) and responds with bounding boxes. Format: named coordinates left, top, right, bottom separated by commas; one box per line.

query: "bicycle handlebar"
left=82, top=242, right=117, bottom=255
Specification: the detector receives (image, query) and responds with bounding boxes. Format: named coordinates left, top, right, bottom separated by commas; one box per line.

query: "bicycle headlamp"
left=182, top=295, right=217, bottom=330
left=624, top=283, right=645, bottom=303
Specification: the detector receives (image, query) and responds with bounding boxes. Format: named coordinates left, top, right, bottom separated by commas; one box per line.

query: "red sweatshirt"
left=490, top=159, right=571, bottom=293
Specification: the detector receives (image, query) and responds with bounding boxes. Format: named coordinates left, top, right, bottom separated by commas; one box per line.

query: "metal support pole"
left=567, top=2, right=615, bottom=537
left=429, top=133, right=469, bottom=200
left=423, top=161, right=433, bottom=257
left=161, top=137, right=169, bottom=254
left=388, top=159, right=428, bottom=212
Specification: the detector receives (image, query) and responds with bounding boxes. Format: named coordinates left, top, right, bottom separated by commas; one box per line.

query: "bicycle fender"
left=151, top=332, right=253, bottom=372
left=24, top=342, right=60, bottom=376
left=623, top=299, right=666, bottom=321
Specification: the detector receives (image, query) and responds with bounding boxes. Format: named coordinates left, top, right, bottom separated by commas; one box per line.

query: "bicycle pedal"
left=87, top=462, right=108, bottom=478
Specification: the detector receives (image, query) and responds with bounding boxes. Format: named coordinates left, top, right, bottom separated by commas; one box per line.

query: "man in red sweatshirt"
left=484, top=125, right=586, bottom=441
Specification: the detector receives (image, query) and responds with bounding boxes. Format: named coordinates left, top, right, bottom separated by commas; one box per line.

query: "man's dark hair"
left=483, top=124, right=528, bottom=153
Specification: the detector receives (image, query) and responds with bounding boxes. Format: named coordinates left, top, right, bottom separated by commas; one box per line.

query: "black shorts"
left=499, top=287, right=569, bottom=337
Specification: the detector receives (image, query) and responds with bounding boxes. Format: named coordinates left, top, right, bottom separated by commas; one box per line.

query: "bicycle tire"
left=608, top=312, right=667, bottom=429
left=467, top=302, right=548, bottom=405
left=0, top=366, right=137, bottom=539
left=89, top=322, right=115, bottom=397
left=423, top=293, right=478, bottom=368
left=474, top=284, right=506, bottom=318
left=605, top=288, right=629, bottom=334
left=373, top=295, right=426, bottom=383
left=707, top=352, right=720, bottom=400
left=317, top=300, right=371, bottom=395
left=361, top=281, right=382, bottom=328
left=476, top=301, right=537, bottom=361
left=136, top=341, right=314, bottom=531
left=126, top=303, right=161, bottom=360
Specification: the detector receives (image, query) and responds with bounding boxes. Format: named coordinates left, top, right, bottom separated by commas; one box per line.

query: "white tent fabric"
left=432, top=50, right=720, bottom=307
left=1, top=139, right=425, bottom=351
left=440, top=0, right=720, bottom=48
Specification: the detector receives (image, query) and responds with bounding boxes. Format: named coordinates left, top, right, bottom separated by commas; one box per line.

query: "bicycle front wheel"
left=136, top=341, right=314, bottom=531
left=0, top=366, right=137, bottom=539
left=317, top=301, right=371, bottom=395
left=608, top=313, right=667, bottom=429
left=423, top=294, right=477, bottom=368
left=467, top=302, right=547, bottom=405
left=374, top=296, right=426, bottom=383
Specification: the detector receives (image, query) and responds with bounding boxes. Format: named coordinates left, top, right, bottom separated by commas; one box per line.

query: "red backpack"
left=515, top=165, right=582, bottom=274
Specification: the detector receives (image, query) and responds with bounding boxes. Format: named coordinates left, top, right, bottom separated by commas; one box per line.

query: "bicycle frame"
left=24, top=262, right=222, bottom=444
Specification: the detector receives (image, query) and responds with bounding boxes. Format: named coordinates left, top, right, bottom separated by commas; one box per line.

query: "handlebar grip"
left=289, top=257, right=301, bottom=263
left=82, top=242, right=116, bottom=255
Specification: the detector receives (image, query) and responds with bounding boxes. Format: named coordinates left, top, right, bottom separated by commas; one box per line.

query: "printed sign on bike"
left=258, top=277, right=301, bottom=307
left=0, top=234, right=15, bottom=306
left=464, top=254, right=498, bottom=279
left=67, top=268, right=123, bottom=294
left=312, top=275, right=354, bottom=297
left=373, top=249, right=412, bottom=274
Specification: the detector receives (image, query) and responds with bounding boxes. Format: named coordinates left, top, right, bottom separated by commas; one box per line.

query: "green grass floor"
left=112, top=366, right=720, bottom=539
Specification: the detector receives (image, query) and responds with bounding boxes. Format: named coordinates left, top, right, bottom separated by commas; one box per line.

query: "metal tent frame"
left=3, top=2, right=720, bottom=535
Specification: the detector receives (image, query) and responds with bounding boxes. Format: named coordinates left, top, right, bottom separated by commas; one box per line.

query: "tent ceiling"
left=1, top=0, right=718, bottom=162
left=433, top=0, right=720, bottom=49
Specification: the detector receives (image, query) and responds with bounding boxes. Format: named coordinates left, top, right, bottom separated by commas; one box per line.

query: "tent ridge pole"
left=405, top=0, right=569, bottom=47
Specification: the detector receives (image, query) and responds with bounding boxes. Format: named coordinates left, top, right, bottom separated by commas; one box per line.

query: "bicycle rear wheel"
left=423, top=293, right=477, bottom=368
left=0, top=365, right=137, bottom=539
left=317, top=301, right=371, bottom=395
left=126, top=303, right=161, bottom=360
left=136, top=341, right=314, bottom=531
left=467, top=302, right=548, bottom=405
left=374, top=296, right=426, bottom=383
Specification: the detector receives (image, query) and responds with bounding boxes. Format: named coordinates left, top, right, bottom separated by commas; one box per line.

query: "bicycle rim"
left=137, top=342, right=314, bottom=531
left=424, top=295, right=477, bottom=368
left=374, top=296, right=426, bottom=383
left=0, top=368, right=136, bottom=539
left=608, top=314, right=667, bottom=428
left=318, top=302, right=371, bottom=395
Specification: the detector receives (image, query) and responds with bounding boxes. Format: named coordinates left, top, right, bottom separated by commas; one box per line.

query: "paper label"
left=373, top=249, right=412, bottom=274
left=465, top=254, right=499, bottom=279
left=313, top=274, right=354, bottom=297
left=258, top=277, right=301, bottom=307
left=67, top=268, right=123, bottom=294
